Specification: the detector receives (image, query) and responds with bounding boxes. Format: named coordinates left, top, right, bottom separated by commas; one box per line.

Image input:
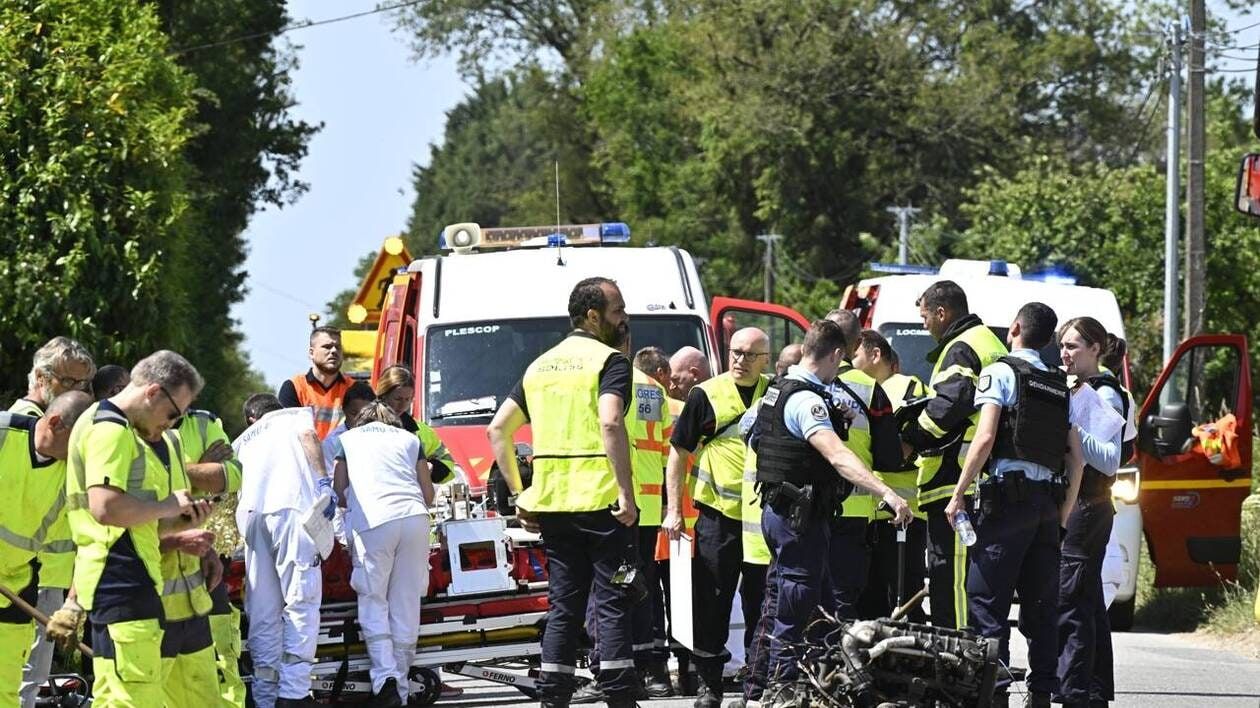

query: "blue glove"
left=316, top=477, right=339, bottom=520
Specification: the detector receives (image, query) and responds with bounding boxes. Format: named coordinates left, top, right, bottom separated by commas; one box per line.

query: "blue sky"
left=235, top=0, right=466, bottom=386
left=234, top=1, right=1256, bottom=387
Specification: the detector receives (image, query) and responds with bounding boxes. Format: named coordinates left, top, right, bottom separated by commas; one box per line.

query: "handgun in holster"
left=774, top=481, right=815, bottom=533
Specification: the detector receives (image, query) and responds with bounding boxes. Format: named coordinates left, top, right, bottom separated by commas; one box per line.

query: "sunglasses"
left=158, top=385, right=184, bottom=422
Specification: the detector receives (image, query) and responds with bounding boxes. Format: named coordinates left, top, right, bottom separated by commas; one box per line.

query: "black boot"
left=693, top=669, right=723, bottom=708
left=643, top=661, right=674, bottom=698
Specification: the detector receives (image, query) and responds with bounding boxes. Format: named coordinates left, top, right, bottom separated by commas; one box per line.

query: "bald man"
left=775, top=344, right=803, bottom=377
left=663, top=328, right=770, bottom=708
left=668, top=346, right=711, bottom=401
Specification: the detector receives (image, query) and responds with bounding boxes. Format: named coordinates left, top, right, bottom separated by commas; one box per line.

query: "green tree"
left=153, top=0, right=319, bottom=433
left=951, top=86, right=1260, bottom=394
left=0, top=0, right=197, bottom=401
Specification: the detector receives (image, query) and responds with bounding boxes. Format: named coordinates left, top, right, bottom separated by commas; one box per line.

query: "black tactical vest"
left=991, top=356, right=1071, bottom=472
left=753, top=376, right=853, bottom=498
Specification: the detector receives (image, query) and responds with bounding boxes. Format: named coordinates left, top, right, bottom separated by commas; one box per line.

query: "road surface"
left=429, top=629, right=1260, bottom=706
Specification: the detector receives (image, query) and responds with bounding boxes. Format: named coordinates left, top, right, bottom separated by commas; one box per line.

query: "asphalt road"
left=430, top=629, right=1260, bottom=707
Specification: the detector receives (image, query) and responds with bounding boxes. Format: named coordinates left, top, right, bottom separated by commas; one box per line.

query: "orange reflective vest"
left=289, top=372, right=354, bottom=440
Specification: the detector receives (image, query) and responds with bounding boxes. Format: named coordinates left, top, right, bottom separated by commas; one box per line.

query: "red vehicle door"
left=709, top=296, right=811, bottom=372
left=1136, top=334, right=1253, bottom=587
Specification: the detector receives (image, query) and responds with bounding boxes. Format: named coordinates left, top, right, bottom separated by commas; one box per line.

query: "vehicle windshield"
left=878, top=322, right=1060, bottom=384
left=424, top=315, right=708, bottom=424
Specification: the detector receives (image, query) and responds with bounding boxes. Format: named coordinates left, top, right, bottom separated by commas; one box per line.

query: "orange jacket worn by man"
left=278, top=326, right=354, bottom=440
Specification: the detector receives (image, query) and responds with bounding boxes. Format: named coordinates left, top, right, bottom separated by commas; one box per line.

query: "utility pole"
left=886, top=205, right=921, bottom=265
left=756, top=234, right=782, bottom=303
left=1163, top=21, right=1184, bottom=364
left=1184, top=5, right=1206, bottom=339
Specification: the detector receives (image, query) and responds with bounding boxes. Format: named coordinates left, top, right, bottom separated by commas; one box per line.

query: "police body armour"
left=991, top=356, right=1070, bottom=471
left=752, top=376, right=852, bottom=497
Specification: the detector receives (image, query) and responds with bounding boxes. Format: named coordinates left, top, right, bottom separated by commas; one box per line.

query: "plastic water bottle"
left=953, top=511, right=977, bottom=547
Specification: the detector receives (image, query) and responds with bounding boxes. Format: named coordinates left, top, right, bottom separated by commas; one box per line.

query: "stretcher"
left=228, top=487, right=558, bottom=705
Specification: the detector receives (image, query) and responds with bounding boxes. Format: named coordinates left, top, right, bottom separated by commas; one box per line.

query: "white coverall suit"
left=233, top=407, right=325, bottom=708
left=338, top=422, right=431, bottom=703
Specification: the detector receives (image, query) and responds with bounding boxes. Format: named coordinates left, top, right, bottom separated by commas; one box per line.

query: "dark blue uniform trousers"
left=826, top=516, right=871, bottom=619
left=537, top=511, right=638, bottom=701
left=967, top=483, right=1061, bottom=696
left=1055, top=471, right=1115, bottom=705
left=760, top=502, right=831, bottom=687
left=585, top=525, right=666, bottom=666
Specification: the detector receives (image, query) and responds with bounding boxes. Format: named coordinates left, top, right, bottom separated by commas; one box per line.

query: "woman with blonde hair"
left=333, top=401, right=433, bottom=706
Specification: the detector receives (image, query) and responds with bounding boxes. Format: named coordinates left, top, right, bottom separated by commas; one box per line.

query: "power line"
left=170, top=0, right=424, bottom=56
left=1226, top=19, right=1260, bottom=35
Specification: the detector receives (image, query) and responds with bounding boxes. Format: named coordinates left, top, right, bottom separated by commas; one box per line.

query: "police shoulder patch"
left=810, top=403, right=828, bottom=420
left=977, top=375, right=992, bottom=393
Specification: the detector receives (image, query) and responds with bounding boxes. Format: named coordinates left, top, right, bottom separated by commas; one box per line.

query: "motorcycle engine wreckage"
left=764, top=616, right=1000, bottom=708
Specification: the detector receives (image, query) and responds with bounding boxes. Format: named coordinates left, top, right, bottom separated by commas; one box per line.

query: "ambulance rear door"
left=1136, top=334, right=1253, bottom=587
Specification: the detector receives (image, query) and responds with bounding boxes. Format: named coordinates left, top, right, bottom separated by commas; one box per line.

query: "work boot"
left=373, top=677, right=402, bottom=707
left=643, top=661, right=674, bottom=698
left=693, top=670, right=723, bottom=708
left=569, top=680, right=606, bottom=705
left=1023, top=692, right=1052, bottom=708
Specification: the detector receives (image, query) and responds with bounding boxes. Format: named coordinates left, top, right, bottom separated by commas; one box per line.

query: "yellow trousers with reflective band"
left=163, top=644, right=220, bottom=707
left=0, top=620, right=33, bottom=708
left=211, top=606, right=247, bottom=708
left=92, top=619, right=164, bottom=708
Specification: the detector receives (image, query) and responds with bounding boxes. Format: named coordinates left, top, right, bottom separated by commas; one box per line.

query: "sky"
left=234, top=0, right=466, bottom=387
left=233, top=1, right=1258, bottom=388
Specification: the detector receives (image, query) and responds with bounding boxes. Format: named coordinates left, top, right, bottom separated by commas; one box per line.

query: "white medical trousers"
left=350, top=514, right=430, bottom=701
left=244, top=509, right=322, bottom=708
left=18, top=587, right=64, bottom=708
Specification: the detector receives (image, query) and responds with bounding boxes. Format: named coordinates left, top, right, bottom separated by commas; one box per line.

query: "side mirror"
left=1234, top=153, right=1260, bottom=218
left=1143, top=402, right=1194, bottom=458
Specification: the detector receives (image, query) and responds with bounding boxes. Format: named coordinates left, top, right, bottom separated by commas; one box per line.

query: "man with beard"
left=279, top=326, right=353, bottom=440
left=662, top=327, right=771, bottom=708
left=488, top=277, right=640, bottom=708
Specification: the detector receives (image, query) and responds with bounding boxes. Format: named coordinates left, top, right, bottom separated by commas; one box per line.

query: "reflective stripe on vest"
left=516, top=335, right=621, bottom=513
left=66, top=403, right=174, bottom=612
left=0, top=416, right=72, bottom=585
left=741, top=448, right=770, bottom=564
left=160, top=427, right=213, bottom=621
left=289, top=374, right=353, bottom=441
left=628, top=371, right=669, bottom=527
left=691, top=374, right=767, bottom=520
left=916, top=325, right=1006, bottom=503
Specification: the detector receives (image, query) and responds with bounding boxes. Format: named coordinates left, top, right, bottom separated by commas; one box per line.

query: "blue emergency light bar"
left=438, top=222, right=632, bottom=250
left=868, top=262, right=940, bottom=275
